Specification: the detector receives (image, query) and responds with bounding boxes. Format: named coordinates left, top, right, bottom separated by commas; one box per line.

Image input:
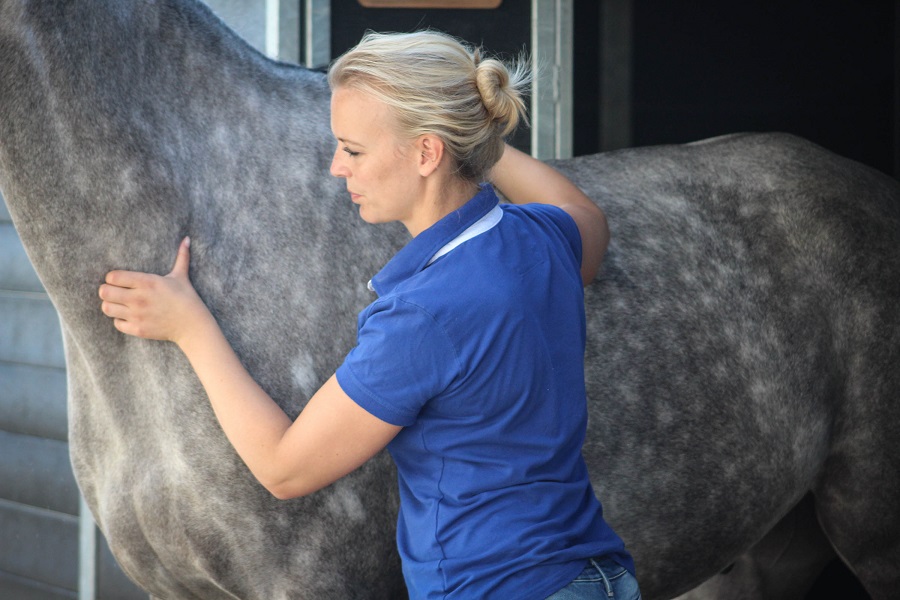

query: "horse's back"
left=560, top=133, right=900, bottom=598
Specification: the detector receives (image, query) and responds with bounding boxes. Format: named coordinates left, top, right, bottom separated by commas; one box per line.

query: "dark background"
left=626, top=0, right=894, bottom=178
left=325, top=1, right=894, bottom=597
left=326, top=0, right=896, bottom=180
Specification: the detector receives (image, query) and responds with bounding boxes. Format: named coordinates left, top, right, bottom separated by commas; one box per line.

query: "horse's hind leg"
left=675, top=494, right=836, bottom=600
left=814, top=468, right=900, bottom=598
left=813, top=369, right=900, bottom=599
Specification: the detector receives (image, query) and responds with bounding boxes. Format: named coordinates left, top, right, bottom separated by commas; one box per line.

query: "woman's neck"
left=405, top=176, right=481, bottom=237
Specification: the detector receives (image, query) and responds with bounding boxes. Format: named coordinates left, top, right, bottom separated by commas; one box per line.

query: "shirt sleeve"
left=335, top=296, right=460, bottom=427
left=524, top=204, right=583, bottom=273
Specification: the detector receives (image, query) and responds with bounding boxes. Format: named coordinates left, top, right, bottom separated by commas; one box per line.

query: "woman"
left=99, top=30, right=639, bottom=600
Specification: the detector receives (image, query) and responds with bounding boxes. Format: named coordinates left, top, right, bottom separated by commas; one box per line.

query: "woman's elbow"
left=575, top=204, right=609, bottom=285
left=257, top=470, right=321, bottom=500
left=596, top=207, right=610, bottom=258
left=269, top=487, right=304, bottom=501
left=264, top=479, right=314, bottom=500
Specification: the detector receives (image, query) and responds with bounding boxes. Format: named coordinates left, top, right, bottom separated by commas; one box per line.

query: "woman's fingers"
left=99, top=282, right=144, bottom=323
left=111, top=317, right=142, bottom=338
left=98, top=281, right=133, bottom=304
left=99, top=298, right=128, bottom=320
left=169, top=236, right=191, bottom=279
left=98, top=277, right=157, bottom=324
left=104, top=269, right=152, bottom=289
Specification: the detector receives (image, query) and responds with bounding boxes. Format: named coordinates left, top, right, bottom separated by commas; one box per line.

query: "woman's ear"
left=416, top=135, right=445, bottom=177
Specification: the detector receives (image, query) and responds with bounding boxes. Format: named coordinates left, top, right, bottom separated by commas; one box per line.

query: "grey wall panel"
left=0, top=431, right=79, bottom=516
left=0, top=363, right=67, bottom=442
left=205, top=0, right=267, bottom=53
left=0, top=499, right=78, bottom=593
left=0, top=292, right=65, bottom=369
left=0, top=571, right=76, bottom=600
left=0, top=222, right=44, bottom=293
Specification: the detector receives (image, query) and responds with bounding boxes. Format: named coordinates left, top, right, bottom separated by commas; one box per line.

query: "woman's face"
left=329, top=86, right=423, bottom=231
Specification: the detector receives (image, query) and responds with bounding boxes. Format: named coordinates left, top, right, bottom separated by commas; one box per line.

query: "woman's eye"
left=343, top=147, right=360, bottom=157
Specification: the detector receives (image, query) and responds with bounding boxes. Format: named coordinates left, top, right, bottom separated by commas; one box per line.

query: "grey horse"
left=1, top=1, right=898, bottom=598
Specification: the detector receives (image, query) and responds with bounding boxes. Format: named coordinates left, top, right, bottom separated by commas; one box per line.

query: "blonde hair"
left=328, top=30, right=530, bottom=183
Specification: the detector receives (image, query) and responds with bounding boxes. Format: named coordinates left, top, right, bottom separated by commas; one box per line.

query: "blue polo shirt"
left=336, top=185, right=633, bottom=600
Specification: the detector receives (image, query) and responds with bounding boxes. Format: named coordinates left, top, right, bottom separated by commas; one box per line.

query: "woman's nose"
left=330, top=149, right=348, bottom=178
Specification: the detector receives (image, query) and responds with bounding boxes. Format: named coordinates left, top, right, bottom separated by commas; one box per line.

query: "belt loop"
left=589, top=558, right=614, bottom=598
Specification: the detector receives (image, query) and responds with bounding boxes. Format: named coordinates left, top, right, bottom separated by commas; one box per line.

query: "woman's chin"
left=357, top=212, right=381, bottom=227
left=356, top=206, right=388, bottom=226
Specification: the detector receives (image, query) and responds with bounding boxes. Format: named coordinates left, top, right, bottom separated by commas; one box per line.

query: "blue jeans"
left=544, top=557, right=642, bottom=600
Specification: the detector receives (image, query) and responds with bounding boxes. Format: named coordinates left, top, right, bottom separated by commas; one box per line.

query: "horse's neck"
left=0, top=0, right=344, bottom=317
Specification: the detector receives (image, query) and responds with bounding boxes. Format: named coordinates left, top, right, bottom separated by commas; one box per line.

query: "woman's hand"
left=99, top=237, right=210, bottom=345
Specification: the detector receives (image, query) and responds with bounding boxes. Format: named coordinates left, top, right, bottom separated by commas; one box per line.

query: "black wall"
left=577, top=0, right=896, bottom=177
left=330, top=1, right=897, bottom=178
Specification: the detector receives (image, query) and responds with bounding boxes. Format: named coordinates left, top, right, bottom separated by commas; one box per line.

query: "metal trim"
left=78, top=496, right=96, bottom=600
left=531, top=0, right=573, bottom=160
left=306, top=0, right=332, bottom=68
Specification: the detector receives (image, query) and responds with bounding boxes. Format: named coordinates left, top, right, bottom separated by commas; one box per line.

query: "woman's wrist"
left=173, top=305, right=221, bottom=356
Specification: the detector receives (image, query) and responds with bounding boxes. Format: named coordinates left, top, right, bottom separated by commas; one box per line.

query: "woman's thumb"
left=170, top=236, right=191, bottom=278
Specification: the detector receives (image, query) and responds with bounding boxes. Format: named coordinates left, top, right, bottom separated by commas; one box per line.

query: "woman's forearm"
left=101, top=239, right=400, bottom=500
left=489, top=144, right=593, bottom=211
left=177, top=313, right=293, bottom=490
left=176, top=311, right=403, bottom=500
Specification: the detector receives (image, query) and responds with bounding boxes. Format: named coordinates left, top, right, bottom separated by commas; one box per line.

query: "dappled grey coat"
left=0, top=1, right=898, bottom=599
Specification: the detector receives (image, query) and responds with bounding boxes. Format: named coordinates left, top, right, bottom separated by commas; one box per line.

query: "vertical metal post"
left=305, top=0, right=331, bottom=68
left=555, top=0, right=573, bottom=159
left=530, top=0, right=552, bottom=159
left=78, top=495, right=96, bottom=600
left=279, top=1, right=301, bottom=64
left=265, top=0, right=280, bottom=58
left=531, top=0, right=573, bottom=160
left=266, top=0, right=302, bottom=63
left=599, top=0, right=633, bottom=151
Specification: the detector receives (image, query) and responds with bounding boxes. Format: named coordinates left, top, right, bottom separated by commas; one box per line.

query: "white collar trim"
left=426, top=204, right=504, bottom=266
left=367, top=204, right=504, bottom=291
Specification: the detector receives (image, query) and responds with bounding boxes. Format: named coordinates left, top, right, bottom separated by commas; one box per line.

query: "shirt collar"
left=368, top=183, right=499, bottom=296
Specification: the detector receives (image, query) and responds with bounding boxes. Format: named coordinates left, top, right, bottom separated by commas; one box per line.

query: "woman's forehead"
left=331, top=87, right=398, bottom=139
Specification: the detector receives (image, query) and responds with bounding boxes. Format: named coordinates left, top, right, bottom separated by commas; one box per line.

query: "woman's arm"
left=489, top=144, right=609, bottom=285
left=99, top=238, right=400, bottom=499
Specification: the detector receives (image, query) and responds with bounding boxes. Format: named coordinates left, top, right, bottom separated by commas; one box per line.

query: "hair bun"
left=474, top=53, right=527, bottom=137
